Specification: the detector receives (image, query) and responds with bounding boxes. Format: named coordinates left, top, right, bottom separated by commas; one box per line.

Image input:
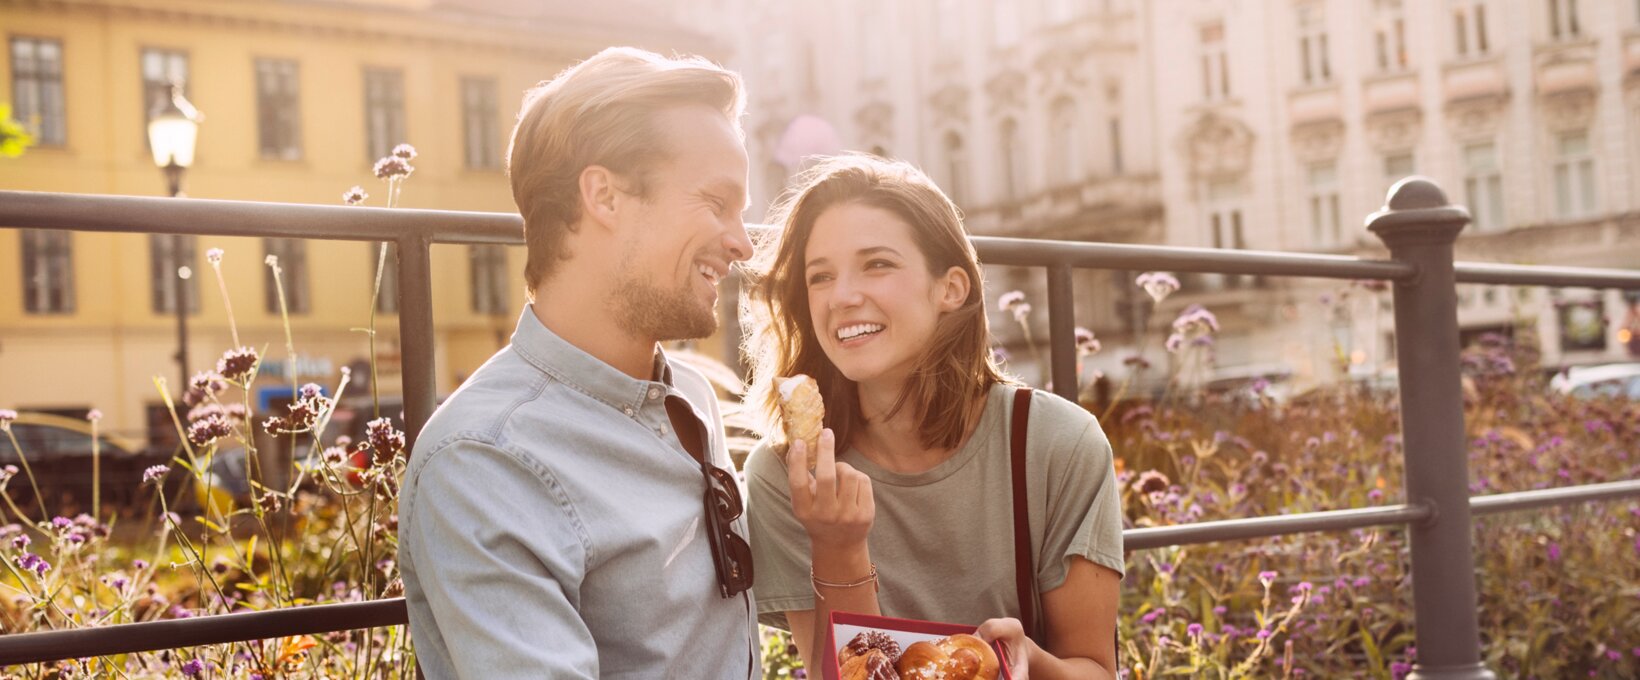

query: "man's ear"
left=578, top=165, right=620, bottom=234
left=937, top=266, right=971, bottom=312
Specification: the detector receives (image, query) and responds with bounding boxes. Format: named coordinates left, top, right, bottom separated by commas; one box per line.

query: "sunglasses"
left=666, top=396, right=754, bottom=599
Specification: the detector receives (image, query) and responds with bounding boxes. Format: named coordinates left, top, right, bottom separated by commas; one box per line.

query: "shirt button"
left=647, top=387, right=661, bottom=400
left=622, top=406, right=634, bottom=416
left=657, top=424, right=669, bottom=435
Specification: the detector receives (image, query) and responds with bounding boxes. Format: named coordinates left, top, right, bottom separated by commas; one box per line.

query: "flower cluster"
left=187, top=412, right=234, bottom=447
left=1074, top=326, right=1101, bottom=357
left=997, top=290, right=1031, bottom=324
left=1165, top=304, right=1219, bottom=353
left=183, top=371, right=229, bottom=407
left=342, top=186, right=369, bottom=205
left=215, top=347, right=260, bottom=383
left=1135, top=271, right=1180, bottom=303
left=262, top=383, right=333, bottom=434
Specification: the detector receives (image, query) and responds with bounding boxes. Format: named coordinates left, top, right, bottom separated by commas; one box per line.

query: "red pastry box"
left=821, top=611, right=1015, bottom=680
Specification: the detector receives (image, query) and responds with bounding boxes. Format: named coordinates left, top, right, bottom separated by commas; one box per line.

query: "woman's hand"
left=977, top=617, right=1034, bottom=680
left=786, top=429, right=874, bottom=551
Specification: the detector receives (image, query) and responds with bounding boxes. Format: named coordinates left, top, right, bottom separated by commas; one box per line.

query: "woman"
left=742, top=155, right=1124, bottom=678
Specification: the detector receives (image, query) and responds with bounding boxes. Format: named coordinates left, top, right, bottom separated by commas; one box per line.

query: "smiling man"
left=398, top=47, right=758, bottom=678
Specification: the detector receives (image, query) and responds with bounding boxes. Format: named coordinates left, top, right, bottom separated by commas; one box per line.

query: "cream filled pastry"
left=776, top=374, right=824, bottom=471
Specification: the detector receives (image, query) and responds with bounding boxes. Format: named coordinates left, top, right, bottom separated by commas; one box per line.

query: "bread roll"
left=776, top=374, right=824, bottom=471
left=893, top=635, right=999, bottom=680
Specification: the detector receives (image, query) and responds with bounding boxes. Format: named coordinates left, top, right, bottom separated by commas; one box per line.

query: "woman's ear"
left=937, top=266, right=971, bottom=312
left=577, top=165, right=620, bottom=234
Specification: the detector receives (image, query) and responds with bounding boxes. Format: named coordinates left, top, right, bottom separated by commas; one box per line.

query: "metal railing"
left=1, top=178, right=1638, bottom=678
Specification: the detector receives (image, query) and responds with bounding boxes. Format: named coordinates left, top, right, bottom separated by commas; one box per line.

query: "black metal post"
left=397, top=232, right=436, bottom=450
left=1046, top=264, right=1077, bottom=402
left=1367, top=177, right=1495, bottom=680
left=165, top=163, right=189, bottom=388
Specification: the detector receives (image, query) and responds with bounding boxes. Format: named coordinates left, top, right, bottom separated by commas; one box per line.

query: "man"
left=399, top=47, right=758, bottom=678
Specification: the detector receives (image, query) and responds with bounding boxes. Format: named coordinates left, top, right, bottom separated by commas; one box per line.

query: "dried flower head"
left=216, top=348, right=259, bottom=383
left=1132, top=470, right=1171, bottom=495
left=1136, top=272, right=1181, bottom=304
left=206, top=248, right=223, bottom=265
left=372, top=156, right=414, bottom=180
left=265, top=254, right=278, bottom=268
left=187, top=414, right=234, bottom=447
left=184, top=371, right=229, bottom=407
left=0, top=409, right=15, bottom=431
left=367, top=418, right=406, bottom=465
left=1074, top=327, right=1101, bottom=357
left=390, top=143, right=417, bottom=161
left=342, top=186, right=368, bottom=205
left=86, top=409, right=102, bottom=422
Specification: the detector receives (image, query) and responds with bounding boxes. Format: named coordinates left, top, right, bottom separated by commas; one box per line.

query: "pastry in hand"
left=775, top=374, right=824, bottom=470
left=894, top=634, right=999, bottom=680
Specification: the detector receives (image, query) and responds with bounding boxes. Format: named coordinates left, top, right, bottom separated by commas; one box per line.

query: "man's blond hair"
left=507, top=47, right=745, bottom=294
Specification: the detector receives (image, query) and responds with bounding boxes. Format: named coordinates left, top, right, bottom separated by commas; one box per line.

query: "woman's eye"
left=866, top=259, right=895, bottom=270
left=807, top=272, right=833, bottom=285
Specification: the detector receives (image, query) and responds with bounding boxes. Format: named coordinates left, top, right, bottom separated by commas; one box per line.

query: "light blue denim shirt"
left=400, top=306, right=759, bottom=679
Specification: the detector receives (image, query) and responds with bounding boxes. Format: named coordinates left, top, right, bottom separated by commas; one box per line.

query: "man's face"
left=610, top=105, right=751, bottom=343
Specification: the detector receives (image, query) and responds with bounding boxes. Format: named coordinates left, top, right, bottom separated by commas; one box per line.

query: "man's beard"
left=611, top=266, right=718, bottom=342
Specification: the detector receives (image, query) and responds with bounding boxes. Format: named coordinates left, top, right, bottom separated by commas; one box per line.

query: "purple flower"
left=1074, top=327, right=1101, bottom=356
left=180, top=658, right=204, bottom=676
left=373, top=155, right=414, bottom=180
left=1391, top=661, right=1412, bottom=679
left=1187, top=623, right=1204, bottom=637
left=1213, top=605, right=1227, bottom=616
left=1141, top=607, right=1164, bottom=624
left=1546, top=542, right=1561, bottom=562
left=1606, top=650, right=1622, bottom=661
left=187, top=414, right=234, bottom=447
left=86, top=409, right=102, bottom=422
left=390, top=143, right=417, bottom=161
left=1259, top=570, right=1278, bottom=585
left=1136, top=272, right=1181, bottom=303
left=1257, top=629, right=1273, bottom=640
left=216, top=347, right=260, bottom=383
left=343, top=186, right=369, bottom=205
left=51, top=517, right=71, bottom=530
left=133, top=559, right=149, bottom=570
left=11, top=534, right=28, bottom=549
left=143, top=465, right=170, bottom=485
left=206, top=248, right=223, bottom=264
left=1353, top=576, right=1371, bottom=588
left=997, top=290, right=1027, bottom=313
left=1164, top=332, right=1185, bottom=353
left=1368, top=488, right=1384, bottom=502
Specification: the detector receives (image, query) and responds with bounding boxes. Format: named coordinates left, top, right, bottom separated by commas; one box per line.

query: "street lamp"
left=147, top=85, right=203, bottom=389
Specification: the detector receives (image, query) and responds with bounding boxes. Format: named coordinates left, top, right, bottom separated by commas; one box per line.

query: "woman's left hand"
left=977, top=617, right=1033, bottom=680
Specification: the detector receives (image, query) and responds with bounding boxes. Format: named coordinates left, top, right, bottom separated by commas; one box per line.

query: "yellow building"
left=0, top=0, right=725, bottom=449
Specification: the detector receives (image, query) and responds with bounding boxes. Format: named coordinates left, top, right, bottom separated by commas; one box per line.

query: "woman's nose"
left=828, top=276, right=865, bottom=310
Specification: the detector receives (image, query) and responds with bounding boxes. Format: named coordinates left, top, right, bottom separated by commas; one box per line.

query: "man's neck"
left=531, top=280, right=658, bottom=381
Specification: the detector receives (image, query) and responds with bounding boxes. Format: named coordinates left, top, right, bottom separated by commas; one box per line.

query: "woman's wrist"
left=808, top=540, right=872, bottom=580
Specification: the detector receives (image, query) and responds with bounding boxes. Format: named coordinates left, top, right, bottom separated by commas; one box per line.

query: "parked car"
left=1549, top=363, right=1640, bottom=400
left=0, top=412, right=168, bottom=516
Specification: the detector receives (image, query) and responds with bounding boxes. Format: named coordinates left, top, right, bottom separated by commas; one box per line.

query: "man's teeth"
left=837, top=323, right=884, bottom=341
left=697, top=264, right=719, bottom=285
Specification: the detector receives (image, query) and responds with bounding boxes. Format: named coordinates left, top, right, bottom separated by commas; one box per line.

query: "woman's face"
left=801, top=202, right=968, bottom=388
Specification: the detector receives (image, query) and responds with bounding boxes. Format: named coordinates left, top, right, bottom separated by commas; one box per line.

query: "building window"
left=9, top=37, right=65, bottom=146
left=1553, top=129, right=1597, bottom=219
left=1374, top=1, right=1409, bottom=72
left=469, top=245, right=509, bottom=315
left=149, top=235, right=199, bottom=314
left=1549, top=0, right=1581, bottom=40
left=1383, top=152, right=1415, bottom=200
left=460, top=77, right=501, bottom=170
left=992, top=0, right=1020, bottom=48
left=1047, top=98, right=1081, bottom=186
left=140, top=48, right=188, bottom=128
left=1297, top=3, right=1331, bottom=86
left=1109, top=117, right=1124, bottom=174
left=363, top=68, right=405, bottom=162
left=255, top=58, right=301, bottom=160
left=999, top=119, right=1027, bottom=202
left=20, top=230, right=73, bottom=314
left=1205, top=181, right=1252, bottom=288
left=371, top=242, right=398, bottom=314
left=263, top=238, right=310, bottom=314
left=1462, top=142, right=1505, bottom=231
left=1453, top=1, right=1490, bottom=57
left=1200, top=22, right=1230, bottom=100
left=1308, top=162, right=1343, bottom=248
left=942, top=131, right=967, bottom=206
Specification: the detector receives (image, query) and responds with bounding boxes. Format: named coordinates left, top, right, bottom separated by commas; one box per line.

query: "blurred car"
left=1, top=412, right=141, bottom=462
left=1549, top=363, right=1640, bottom=400
left=0, top=412, right=163, bottom=515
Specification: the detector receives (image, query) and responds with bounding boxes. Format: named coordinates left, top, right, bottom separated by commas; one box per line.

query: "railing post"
left=1366, top=177, right=1495, bottom=680
left=1045, top=264, right=1077, bottom=402
left=397, top=232, right=436, bottom=450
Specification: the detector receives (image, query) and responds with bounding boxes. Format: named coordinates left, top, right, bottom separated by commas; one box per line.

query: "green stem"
left=3, top=429, right=49, bottom=524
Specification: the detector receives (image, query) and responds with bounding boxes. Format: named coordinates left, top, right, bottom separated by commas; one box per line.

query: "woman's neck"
left=853, top=378, right=982, bottom=475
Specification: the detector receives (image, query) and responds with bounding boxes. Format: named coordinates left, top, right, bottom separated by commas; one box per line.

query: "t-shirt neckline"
left=841, top=384, right=1011, bottom=487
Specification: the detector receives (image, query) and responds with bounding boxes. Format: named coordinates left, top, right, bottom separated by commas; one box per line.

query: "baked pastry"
left=840, top=647, right=899, bottom=680
left=840, top=630, right=903, bottom=667
left=894, top=634, right=999, bottom=680
left=776, top=374, right=824, bottom=470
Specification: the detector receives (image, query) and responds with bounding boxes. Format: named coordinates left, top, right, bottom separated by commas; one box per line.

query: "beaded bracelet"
left=811, top=563, right=879, bottom=602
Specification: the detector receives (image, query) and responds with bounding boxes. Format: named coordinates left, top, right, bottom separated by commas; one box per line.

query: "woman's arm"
left=783, top=430, right=879, bottom=669
left=978, top=556, right=1122, bottom=680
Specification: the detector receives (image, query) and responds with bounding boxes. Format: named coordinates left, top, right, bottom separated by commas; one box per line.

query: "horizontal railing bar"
left=0, top=190, right=519, bottom=245
left=0, top=598, right=407, bottom=667
left=1470, top=478, right=1640, bottom=516
left=970, top=236, right=1418, bottom=281
left=1123, top=502, right=1433, bottom=551
left=1455, top=261, right=1640, bottom=290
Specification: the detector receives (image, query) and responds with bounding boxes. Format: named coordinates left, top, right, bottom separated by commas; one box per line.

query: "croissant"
left=776, top=374, right=824, bottom=471
left=893, top=634, right=999, bottom=680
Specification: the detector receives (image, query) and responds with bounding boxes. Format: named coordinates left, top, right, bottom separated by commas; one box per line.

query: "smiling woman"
left=740, top=155, right=1126, bottom=679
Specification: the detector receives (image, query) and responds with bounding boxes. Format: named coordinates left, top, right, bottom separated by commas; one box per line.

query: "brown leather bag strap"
left=1009, top=387, right=1039, bottom=643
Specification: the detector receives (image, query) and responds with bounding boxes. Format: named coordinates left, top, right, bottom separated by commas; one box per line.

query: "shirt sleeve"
left=402, top=439, right=599, bottom=679
left=743, top=440, right=816, bottom=630
left=1038, top=416, right=1127, bottom=592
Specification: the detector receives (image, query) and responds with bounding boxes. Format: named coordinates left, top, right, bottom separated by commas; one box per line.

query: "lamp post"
left=147, top=85, right=203, bottom=390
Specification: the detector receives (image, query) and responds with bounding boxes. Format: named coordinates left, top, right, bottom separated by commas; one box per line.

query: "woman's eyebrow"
left=805, top=246, right=901, bottom=270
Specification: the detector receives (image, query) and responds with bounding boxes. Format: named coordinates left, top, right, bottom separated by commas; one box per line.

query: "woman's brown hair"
left=743, top=155, right=1011, bottom=454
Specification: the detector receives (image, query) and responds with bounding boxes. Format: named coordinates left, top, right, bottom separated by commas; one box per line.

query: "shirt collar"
left=509, top=305, right=673, bottom=414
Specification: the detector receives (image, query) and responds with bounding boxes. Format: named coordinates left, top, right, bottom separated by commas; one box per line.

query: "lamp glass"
left=148, top=115, right=198, bottom=168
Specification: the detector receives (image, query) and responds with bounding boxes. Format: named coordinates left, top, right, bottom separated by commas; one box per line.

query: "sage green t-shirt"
left=745, top=384, right=1125, bottom=630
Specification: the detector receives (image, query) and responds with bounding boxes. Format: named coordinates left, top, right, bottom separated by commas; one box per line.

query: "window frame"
left=9, top=35, right=67, bottom=146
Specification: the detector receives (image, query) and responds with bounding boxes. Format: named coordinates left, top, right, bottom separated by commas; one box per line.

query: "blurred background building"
left=0, top=0, right=723, bottom=450
left=4, top=0, right=1640, bottom=452
left=725, top=0, right=1640, bottom=395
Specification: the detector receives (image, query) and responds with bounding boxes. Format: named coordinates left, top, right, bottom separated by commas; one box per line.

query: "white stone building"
left=705, top=0, right=1640, bottom=391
